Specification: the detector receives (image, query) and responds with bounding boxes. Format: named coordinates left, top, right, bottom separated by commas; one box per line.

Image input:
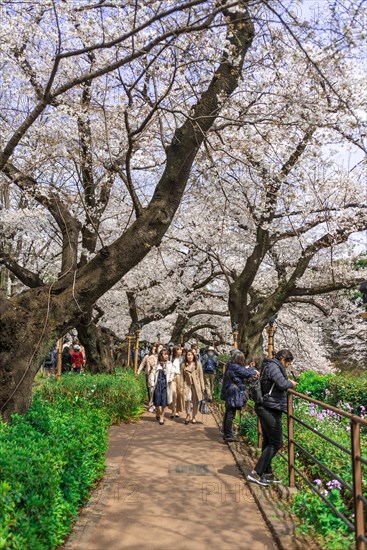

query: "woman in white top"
left=150, top=348, right=174, bottom=425
left=170, top=345, right=184, bottom=418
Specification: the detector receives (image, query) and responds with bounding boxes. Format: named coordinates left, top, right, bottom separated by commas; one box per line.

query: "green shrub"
left=238, top=409, right=258, bottom=446
left=297, top=371, right=334, bottom=401
left=36, top=370, right=146, bottom=424
left=0, top=370, right=146, bottom=549
left=297, top=371, right=367, bottom=414
left=292, top=486, right=354, bottom=549
left=327, top=376, right=367, bottom=413
left=0, top=398, right=108, bottom=549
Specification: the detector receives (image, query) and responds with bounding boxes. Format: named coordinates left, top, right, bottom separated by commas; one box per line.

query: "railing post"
left=257, top=417, right=263, bottom=449
left=351, top=420, right=365, bottom=550
left=287, top=391, right=295, bottom=487
left=134, top=329, right=141, bottom=376
left=127, top=335, right=132, bottom=369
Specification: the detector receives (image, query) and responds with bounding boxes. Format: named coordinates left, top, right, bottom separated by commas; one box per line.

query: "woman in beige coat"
left=137, top=344, right=158, bottom=410
left=181, top=349, right=205, bottom=424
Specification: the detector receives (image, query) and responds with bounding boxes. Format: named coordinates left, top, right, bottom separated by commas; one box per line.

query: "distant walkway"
left=65, top=410, right=276, bottom=550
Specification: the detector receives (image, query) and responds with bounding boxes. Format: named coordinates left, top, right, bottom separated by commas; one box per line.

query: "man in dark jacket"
left=221, top=351, right=258, bottom=442
left=247, top=349, right=297, bottom=486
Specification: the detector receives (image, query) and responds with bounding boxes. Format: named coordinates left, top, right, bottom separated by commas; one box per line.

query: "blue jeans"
left=254, top=405, right=283, bottom=475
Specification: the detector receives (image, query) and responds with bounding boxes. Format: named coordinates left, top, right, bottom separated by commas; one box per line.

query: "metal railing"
left=286, top=390, right=367, bottom=550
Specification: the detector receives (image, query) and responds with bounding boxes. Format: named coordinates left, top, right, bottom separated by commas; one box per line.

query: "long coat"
left=180, top=363, right=205, bottom=403
left=137, top=354, right=157, bottom=380
left=149, top=361, right=174, bottom=405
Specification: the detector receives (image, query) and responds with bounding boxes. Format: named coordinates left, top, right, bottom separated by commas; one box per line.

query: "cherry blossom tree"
left=0, top=0, right=255, bottom=419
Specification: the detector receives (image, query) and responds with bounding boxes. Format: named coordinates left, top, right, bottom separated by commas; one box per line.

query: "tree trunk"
left=228, top=284, right=267, bottom=363
left=0, top=292, right=61, bottom=422
left=76, top=311, right=115, bottom=374
left=0, top=7, right=255, bottom=421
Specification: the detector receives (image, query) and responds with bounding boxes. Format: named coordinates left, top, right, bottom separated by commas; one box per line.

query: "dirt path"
left=65, top=410, right=277, bottom=550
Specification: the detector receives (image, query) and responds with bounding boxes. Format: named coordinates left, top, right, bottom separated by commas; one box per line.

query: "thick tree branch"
left=0, top=252, right=44, bottom=288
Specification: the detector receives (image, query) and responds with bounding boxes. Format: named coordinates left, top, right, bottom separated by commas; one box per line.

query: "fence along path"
left=65, top=410, right=276, bottom=550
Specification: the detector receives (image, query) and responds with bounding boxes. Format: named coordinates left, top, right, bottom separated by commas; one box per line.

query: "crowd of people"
left=137, top=343, right=218, bottom=425
left=43, top=332, right=297, bottom=489
left=42, top=338, right=86, bottom=376
left=138, top=341, right=298, bottom=488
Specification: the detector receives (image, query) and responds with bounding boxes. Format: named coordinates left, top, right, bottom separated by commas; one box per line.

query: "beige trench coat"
left=137, top=354, right=157, bottom=380
left=180, top=363, right=205, bottom=403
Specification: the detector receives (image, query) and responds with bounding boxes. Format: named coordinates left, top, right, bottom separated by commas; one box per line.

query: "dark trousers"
left=223, top=406, right=240, bottom=437
left=145, top=374, right=150, bottom=400
left=254, top=406, right=283, bottom=475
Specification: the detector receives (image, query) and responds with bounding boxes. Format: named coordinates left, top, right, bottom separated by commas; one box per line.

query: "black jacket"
left=260, top=358, right=293, bottom=412
left=221, top=362, right=257, bottom=408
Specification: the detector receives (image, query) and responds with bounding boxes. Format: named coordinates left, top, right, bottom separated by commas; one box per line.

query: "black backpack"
left=249, top=378, right=274, bottom=405
left=44, top=351, right=53, bottom=368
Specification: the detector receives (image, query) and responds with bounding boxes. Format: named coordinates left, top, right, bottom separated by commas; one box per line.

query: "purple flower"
left=327, top=479, right=342, bottom=491
left=314, top=479, right=322, bottom=486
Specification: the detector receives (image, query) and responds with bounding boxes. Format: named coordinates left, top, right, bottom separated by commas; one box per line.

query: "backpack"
left=249, top=378, right=274, bottom=405
left=203, top=356, right=216, bottom=374
left=44, top=351, right=53, bottom=368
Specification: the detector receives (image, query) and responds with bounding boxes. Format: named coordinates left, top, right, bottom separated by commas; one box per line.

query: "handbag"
left=199, top=399, right=209, bottom=415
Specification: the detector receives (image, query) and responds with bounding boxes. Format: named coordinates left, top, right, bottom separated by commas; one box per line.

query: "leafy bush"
left=292, top=484, right=354, bottom=549
left=0, top=397, right=108, bottom=549
left=297, top=371, right=334, bottom=401
left=0, top=370, right=145, bottom=549
left=36, top=370, right=146, bottom=424
left=238, top=409, right=258, bottom=446
left=327, top=376, right=367, bottom=413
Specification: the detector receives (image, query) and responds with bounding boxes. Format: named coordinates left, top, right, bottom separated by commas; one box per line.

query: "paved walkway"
left=66, top=410, right=277, bottom=550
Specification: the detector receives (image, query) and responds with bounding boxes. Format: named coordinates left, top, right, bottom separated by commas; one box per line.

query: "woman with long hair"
left=221, top=351, right=257, bottom=442
left=150, top=348, right=174, bottom=425
left=180, top=349, right=205, bottom=425
left=138, top=343, right=158, bottom=408
left=247, top=349, right=297, bottom=486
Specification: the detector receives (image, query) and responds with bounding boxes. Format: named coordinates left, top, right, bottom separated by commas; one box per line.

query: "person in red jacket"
left=71, top=345, right=84, bottom=373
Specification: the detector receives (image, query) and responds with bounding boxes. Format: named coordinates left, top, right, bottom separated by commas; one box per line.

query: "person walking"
left=221, top=351, right=258, bottom=442
left=71, top=344, right=84, bottom=373
left=61, top=345, right=72, bottom=373
left=201, top=346, right=219, bottom=402
left=181, top=349, right=205, bottom=425
left=169, top=345, right=184, bottom=418
left=137, top=343, right=158, bottom=406
left=151, top=348, right=174, bottom=425
left=247, top=348, right=297, bottom=487
left=43, top=346, right=56, bottom=377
